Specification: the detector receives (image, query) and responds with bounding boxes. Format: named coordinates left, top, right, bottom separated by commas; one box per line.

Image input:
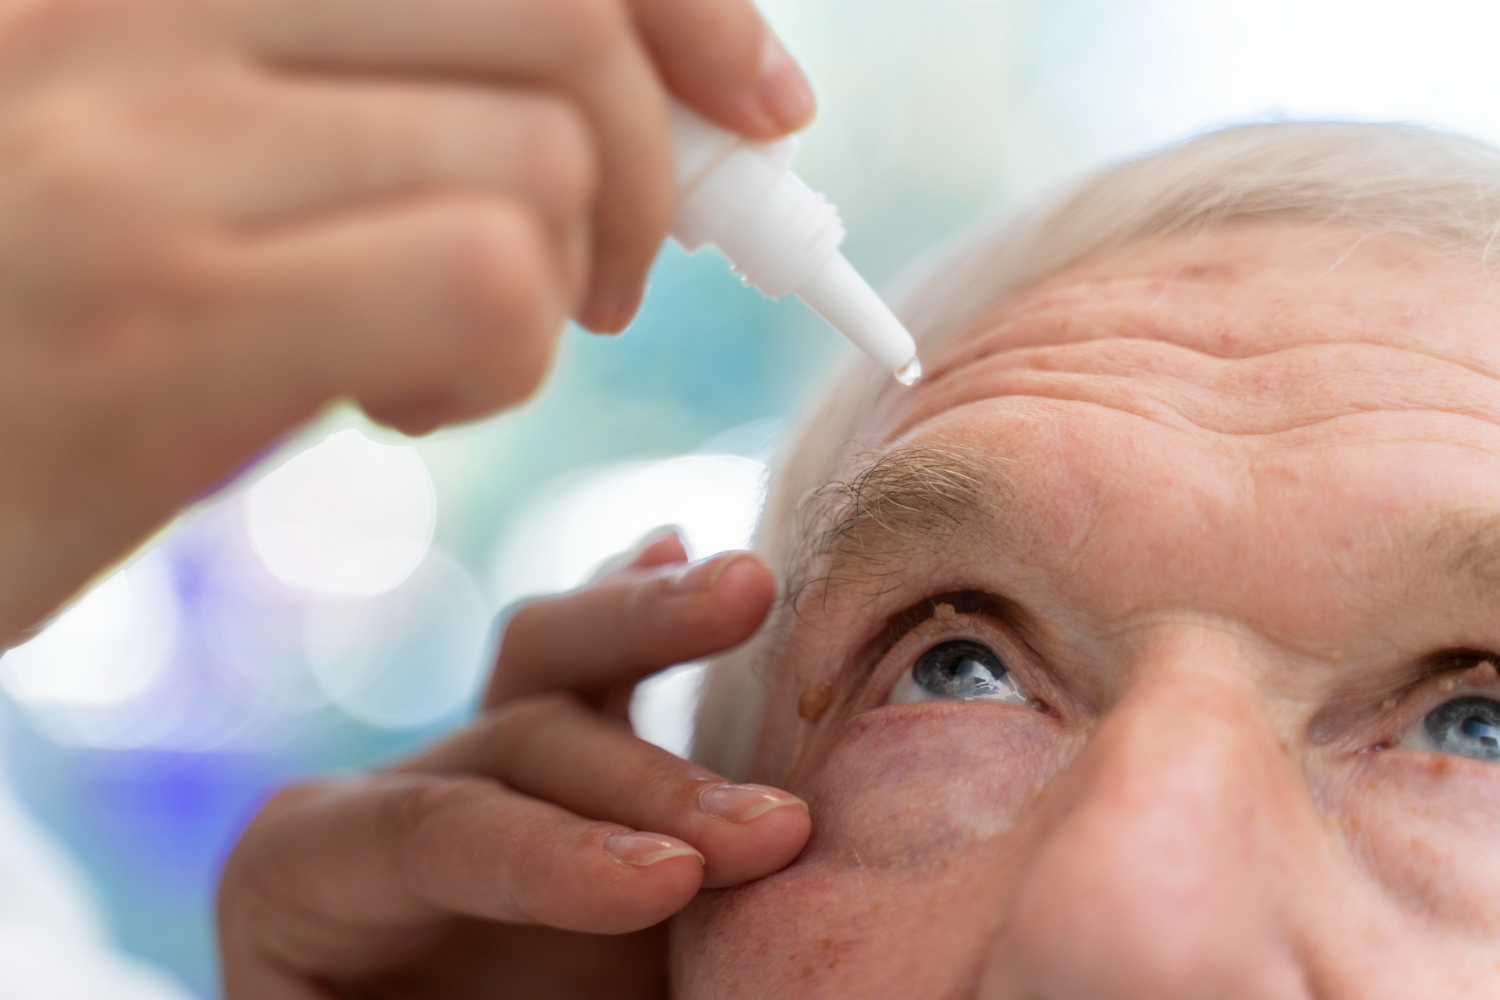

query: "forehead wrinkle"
left=787, top=446, right=1008, bottom=607
left=936, top=285, right=1500, bottom=385
left=878, top=295, right=1500, bottom=447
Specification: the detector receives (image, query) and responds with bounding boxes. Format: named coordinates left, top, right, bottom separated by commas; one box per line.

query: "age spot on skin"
left=799, top=682, right=834, bottom=722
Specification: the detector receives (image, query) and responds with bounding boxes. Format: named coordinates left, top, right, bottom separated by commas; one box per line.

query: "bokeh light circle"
left=247, top=429, right=436, bottom=598
left=0, top=552, right=180, bottom=707
left=303, top=550, right=492, bottom=730
left=490, top=453, right=767, bottom=610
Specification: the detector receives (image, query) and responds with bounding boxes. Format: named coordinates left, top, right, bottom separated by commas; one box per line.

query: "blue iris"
left=913, top=640, right=1012, bottom=700
left=1425, top=697, right=1500, bottom=762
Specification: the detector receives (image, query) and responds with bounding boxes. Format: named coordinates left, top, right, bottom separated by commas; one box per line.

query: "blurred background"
left=7, top=0, right=1500, bottom=994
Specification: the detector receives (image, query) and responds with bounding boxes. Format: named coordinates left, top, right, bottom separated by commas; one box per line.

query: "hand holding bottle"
left=0, top=0, right=814, bottom=647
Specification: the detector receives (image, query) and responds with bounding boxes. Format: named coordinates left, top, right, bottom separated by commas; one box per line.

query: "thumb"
left=628, top=0, right=816, bottom=138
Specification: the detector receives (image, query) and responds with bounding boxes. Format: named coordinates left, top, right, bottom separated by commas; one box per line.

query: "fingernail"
left=667, top=553, right=746, bottom=594
left=587, top=281, right=649, bottom=336
left=634, top=525, right=683, bottom=556
left=603, top=831, right=705, bottom=867
left=699, top=783, right=807, bottom=824
left=757, top=29, right=816, bottom=131
left=616, top=280, right=649, bottom=330
left=589, top=525, right=684, bottom=583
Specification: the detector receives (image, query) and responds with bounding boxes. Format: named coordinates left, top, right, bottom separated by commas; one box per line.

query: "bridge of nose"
left=977, top=640, right=1333, bottom=998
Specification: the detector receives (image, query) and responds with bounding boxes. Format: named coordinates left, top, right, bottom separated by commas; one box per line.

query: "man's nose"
left=982, top=670, right=1320, bottom=999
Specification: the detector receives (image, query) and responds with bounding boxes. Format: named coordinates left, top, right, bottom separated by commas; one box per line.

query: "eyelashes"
left=861, top=595, right=1049, bottom=713
left=844, top=597, right=1500, bottom=771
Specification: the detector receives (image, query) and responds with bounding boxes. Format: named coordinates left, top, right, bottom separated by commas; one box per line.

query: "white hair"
left=693, top=121, right=1500, bottom=778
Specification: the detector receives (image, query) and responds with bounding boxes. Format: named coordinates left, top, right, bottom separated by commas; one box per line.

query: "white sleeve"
left=0, top=768, right=195, bottom=1000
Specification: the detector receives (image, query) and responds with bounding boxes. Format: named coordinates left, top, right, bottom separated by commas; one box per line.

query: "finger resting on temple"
left=411, top=694, right=810, bottom=888
left=487, top=551, right=775, bottom=704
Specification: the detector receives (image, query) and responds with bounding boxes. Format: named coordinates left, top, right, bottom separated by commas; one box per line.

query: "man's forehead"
left=787, top=224, right=1500, bottom=646
left=793, top=436, right=1500, bottom=674
left=873, top=223, right=1500, bottom=445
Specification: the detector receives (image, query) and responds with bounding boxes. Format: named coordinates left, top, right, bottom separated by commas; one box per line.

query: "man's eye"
left=1400, top=696, right=1500, bottom=763
left=886, top=640, right=1032, bottom=705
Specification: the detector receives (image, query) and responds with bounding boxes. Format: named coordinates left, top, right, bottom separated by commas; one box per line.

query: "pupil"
left=955, top=659, right=989, bottom=682
left=1461, top=716, right=1500, bottom=749
left=914, top=640, right=1008, bottom=699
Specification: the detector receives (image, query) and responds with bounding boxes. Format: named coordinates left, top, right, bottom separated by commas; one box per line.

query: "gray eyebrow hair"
left=787, top=445, right=1004, bottom=603
left=1428, top=508, right=1500, bottom=592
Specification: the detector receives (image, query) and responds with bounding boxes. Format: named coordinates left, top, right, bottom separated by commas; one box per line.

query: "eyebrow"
left=1427, top=508, right=1500, bottom=593
left=790, top=446, right=1008, bottom=602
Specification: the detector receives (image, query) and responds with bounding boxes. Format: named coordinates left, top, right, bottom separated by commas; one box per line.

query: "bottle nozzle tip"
left=895, top=357, right=922, bottom=386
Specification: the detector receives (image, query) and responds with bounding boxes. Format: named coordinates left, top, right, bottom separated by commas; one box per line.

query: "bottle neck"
left=670, top=110, right=845, bottom=300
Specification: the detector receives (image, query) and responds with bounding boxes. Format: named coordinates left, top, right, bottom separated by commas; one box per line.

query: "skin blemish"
left=932, top=602, right=960, bottom=626
left=800, top=682, right=834, bottom=722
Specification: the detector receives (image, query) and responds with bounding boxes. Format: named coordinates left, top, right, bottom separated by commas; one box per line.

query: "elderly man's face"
left=673, top=223, right=1500, bottom=997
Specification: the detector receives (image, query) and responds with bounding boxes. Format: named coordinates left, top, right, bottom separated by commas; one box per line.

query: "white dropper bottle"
left=668, top=102, right=922, bottom=385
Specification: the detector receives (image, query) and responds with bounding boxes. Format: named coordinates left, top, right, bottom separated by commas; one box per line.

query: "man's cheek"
left=797, top=703, right=1068, bottom=870
left=672, top=862, right=1001, bottom=998
left=1322, top=751, right=1500, bottom=929
left=671, top=707, right=1066, bottom=998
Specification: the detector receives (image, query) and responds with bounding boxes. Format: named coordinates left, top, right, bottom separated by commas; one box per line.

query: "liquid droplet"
left=894, top=357, right=922, bottom=386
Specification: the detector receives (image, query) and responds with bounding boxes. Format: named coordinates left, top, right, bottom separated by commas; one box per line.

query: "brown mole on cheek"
left=799, top=682, right=834, bottom=722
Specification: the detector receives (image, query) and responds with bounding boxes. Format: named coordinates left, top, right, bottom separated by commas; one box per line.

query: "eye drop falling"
left=668, top=102, right=921, bottom=385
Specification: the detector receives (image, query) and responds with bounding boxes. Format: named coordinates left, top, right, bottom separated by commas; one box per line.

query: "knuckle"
left=488, top=691, right=579, bottom=748
left=553, top=0, right=631, bottom=63
left=466, top=693, right=579, bottom=775
left=518, top=97, right=599, bottom=218
left=445, top=205, right=564, bottom=404
left=376, top=773, right=474, bottom=848
left=446, top=202, right=547, bottom=319
left=4, top=100, right=237, bottom=320
left=498, top=593, right=550, bottom=653
left=10, top=93, right=131, bottom=208
left=218, top=782, right=329, bottom=895
left=3, top=0, right=124, bottom=40
left=639, top=753, right=692, bottom=794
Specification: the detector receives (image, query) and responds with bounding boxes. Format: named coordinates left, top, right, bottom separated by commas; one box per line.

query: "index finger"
left=239, top=0, right=673, bottom=331
left=487, top=551, right=776, bottom=705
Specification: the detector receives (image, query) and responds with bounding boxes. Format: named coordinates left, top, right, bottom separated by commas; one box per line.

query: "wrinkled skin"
left=673, top=223, right=1500, bottom=997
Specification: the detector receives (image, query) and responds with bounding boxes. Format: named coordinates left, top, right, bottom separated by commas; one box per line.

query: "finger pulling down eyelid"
left=419, top=694, right=810, bottom=887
